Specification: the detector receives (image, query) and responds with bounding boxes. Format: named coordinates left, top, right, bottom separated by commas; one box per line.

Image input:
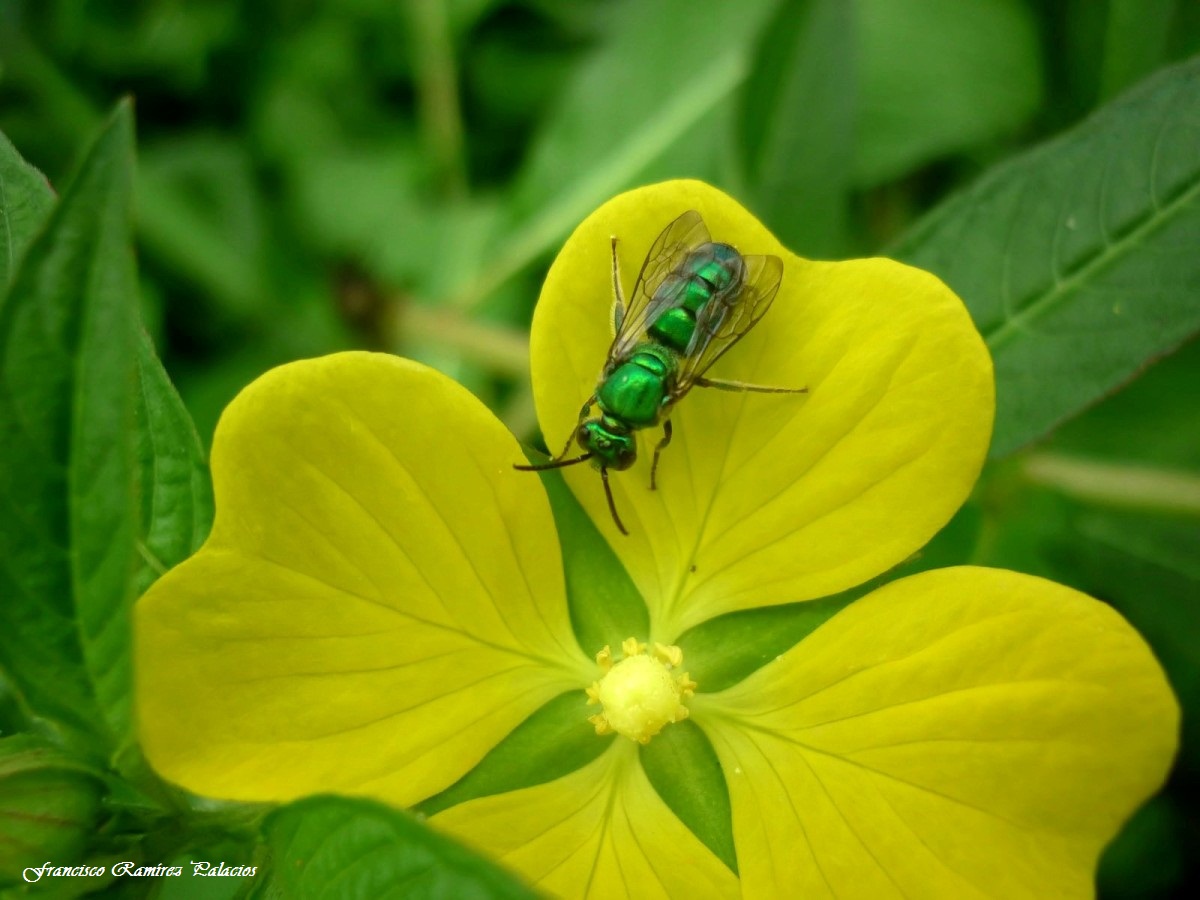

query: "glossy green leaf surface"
left=261, top=795, right=537, bottom=899
left=893, top=57, right=1200, bottom=458
left=0, top=104, right=139, bottom=748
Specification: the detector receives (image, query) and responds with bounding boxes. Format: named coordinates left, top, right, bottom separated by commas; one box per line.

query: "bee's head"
left=577, top=418, right=636, bottom=471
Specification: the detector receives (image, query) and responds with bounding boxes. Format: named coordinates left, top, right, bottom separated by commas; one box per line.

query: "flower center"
left=585, top=638, right=697, bottom=744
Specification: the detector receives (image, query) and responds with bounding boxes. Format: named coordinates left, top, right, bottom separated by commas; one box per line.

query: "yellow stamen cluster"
left=586, top=638, right=696, bottom=744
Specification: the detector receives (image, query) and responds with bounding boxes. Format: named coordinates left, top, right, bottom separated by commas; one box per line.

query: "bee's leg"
left=694, top=376, right=808, bottom=394
left=601, top=467, right=629, bottom=535
left=650, top=419, right=673, bottom=490
left=610, top=235, right=626, bottom=336
left=555, top=394, right=597, bottom=460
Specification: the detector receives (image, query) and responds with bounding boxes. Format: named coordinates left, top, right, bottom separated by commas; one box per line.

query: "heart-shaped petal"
left=692, top=566, right=1178, bottom=897
left=531, top=180, right=993, bottom=639
left=136, top=353, right=591, bottom=807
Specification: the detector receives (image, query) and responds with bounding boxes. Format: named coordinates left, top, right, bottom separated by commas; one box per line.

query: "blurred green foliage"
left=2, top=0, right=1192, bottom=446
left=2, top=0, right=1200, bottom=896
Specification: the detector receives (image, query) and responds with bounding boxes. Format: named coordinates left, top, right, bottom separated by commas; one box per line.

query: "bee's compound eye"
left=578, top=422, right=597, bottom=451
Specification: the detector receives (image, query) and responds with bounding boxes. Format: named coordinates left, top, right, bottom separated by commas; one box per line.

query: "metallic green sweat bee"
left=517, top=210, right=806, bottom=535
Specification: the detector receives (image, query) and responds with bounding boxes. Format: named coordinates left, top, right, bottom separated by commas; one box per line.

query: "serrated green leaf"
left=892, top=56, right=1200, bottom=458
left=1043, top=334, right=1200, bottom=469
left=0, top=129, right=56, bottom=288
left=133, top=329, right=214, bottom=596
left=260, top=795, right=537, bottom=899
left=0, top=734, right=106, bottom=886
left=738, top=0, right=856, bottom=256
left=0, top=104, right=139, bottom=750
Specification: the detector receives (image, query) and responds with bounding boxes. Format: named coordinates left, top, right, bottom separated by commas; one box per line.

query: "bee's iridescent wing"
left=607, top=210, right=710, bottom=365
left=674, top=253, right=783, bottom=393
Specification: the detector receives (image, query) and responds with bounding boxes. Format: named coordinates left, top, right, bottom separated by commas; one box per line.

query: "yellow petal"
left=433, top=741, right=739, bottom=899
left=136, top=352, right=591, bottom=807
left=531, top=180, right=993, bottom=638
left=692, top=566, right=1179, bottom=898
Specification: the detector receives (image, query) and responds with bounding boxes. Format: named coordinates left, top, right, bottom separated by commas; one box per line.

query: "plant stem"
left=395, top=301, right=530, bottom=378
left=1021, top=451, right=1200, bottom=516
left=405, top=0, right=468, bottom=199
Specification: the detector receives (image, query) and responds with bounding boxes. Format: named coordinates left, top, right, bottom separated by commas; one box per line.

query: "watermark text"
left=23, top=861, right=257, bottom=883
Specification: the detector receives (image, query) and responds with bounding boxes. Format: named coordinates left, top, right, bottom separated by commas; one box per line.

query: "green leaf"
left=149, top=836, right=260, bottom=900
left=0, top=104, right=139, bottom=750
left=0, top=128, right=55, bottom=288
left=0, top=734, right=105, bottom=886
left=260, top=795, right=537, bottom=899
left=892, top=56, right=1200, bottom=458
left=855, top=0, right=1041, bottom=186
left=1041, top=334, right=1200, bottom=469
left=738, top=0, right=856, bottom=257
left=133, top=329, right=214, bottom=596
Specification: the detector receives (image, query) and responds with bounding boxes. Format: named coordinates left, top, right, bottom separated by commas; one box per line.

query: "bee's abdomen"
left=647, top=243, right=744, bottom=353
left=686, top=243, right=744, bottom=297
left=646, top=304, right=697, bottom=353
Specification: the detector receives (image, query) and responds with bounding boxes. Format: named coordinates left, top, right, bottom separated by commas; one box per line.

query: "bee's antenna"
left=600, top=467, right=629, bottom=535
left=514, top=452, right=593, bottom=472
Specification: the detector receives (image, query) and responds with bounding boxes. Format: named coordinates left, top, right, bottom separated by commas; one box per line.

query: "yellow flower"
left=136, top=180, right=1178, bottom=898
